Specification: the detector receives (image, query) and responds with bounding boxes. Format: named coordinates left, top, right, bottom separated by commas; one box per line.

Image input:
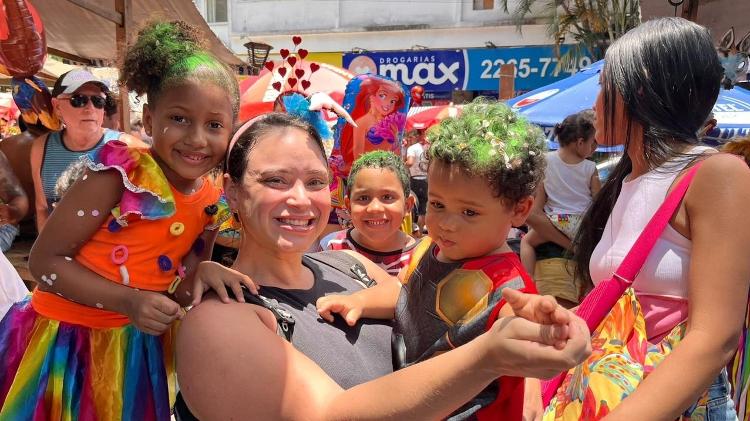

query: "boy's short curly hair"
left=426, top=98, right=546, bottom=204
left=347, top=150, right=410, bottom=198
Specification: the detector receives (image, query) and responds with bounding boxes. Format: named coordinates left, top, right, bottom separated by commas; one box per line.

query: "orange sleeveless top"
left=32, top=141, right=229, bottom=328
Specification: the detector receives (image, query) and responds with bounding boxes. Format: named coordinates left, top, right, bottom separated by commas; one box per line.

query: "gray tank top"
left=41, top=129, right=120, bottom=211
left=259, top=253, right=393, bottom=389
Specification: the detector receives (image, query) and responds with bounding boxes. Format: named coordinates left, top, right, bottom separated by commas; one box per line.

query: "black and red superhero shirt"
left=393, top=240, right=538, bottom=421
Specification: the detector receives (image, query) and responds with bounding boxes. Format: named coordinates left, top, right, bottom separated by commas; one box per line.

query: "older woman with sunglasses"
left=30, top=69, right=143, bottom=232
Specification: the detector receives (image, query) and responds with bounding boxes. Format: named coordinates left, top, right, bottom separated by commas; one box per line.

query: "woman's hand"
left=481, top=314, right=591, bottom=380
left=316, top=293, right=365, bottom=326
left=503, top=289, right=571, bottom=348
left=124, top=290, right=184, bottom=335
left=191, top=261, right=258, bottom=306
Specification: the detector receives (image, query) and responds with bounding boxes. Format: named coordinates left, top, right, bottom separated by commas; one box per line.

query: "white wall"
left=222, top=0, right=553, bottom=52
left=229, top=24, right=553, bottom=55
left=229, top=0, right=545, bottom=34
left=196, top=0, right=556, bottom=56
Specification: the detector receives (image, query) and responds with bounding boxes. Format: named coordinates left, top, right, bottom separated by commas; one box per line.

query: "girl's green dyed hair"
left=347, top=150, right=410, bottom=198
left=120, top=21, right=239, bottom=119
left=426, top=98, right=546, bottom=204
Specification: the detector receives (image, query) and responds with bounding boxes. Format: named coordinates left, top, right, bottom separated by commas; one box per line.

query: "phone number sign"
left=343, top=46, right=593, bottom=93
left=465, top=45, right=592, bottom=92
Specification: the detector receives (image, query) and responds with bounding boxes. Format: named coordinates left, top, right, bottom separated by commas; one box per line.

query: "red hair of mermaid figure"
left=0, top=0, right=46, bottom=77
left=339, top=76, right=406, bottom=173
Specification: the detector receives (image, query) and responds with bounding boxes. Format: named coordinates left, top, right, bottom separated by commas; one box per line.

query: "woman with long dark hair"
left=573, top=17, right=750, bottom=419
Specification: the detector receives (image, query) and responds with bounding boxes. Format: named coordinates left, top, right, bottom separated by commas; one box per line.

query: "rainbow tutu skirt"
left=0, top=298, right=176, bottom=420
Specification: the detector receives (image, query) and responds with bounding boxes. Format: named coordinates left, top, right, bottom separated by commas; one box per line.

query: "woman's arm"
left=28, top=168, right=181, bottom=334
left=29, top=134, right=49, bottom=231
left=605, top=154, right=750, bottom=420
left=177, top=296, right=591, bottom=421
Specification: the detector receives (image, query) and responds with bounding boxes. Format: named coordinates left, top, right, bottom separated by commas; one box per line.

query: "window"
left=473, top=0, right=494, bottom=10
left=207, top=0, right=228, bottom=23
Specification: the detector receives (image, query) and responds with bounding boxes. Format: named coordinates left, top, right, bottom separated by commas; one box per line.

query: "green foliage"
left=500, top=0, right=641, bottom=61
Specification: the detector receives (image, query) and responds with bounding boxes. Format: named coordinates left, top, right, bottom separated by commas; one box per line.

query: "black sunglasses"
left=62, top=94, right=106, bottom=109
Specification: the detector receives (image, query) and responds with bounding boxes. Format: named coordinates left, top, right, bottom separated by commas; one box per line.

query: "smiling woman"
left=174, top=111, right=593, bottom=421
left=29, top=69, right=144, bottom=231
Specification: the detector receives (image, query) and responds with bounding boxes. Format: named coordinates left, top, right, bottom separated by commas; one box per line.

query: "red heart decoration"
left=295, top=68, right=305, bottom=78
left=292, top=36, right=302, bottom=46
left=272, top=81, right=282, bottom=92
left=287, top=56, right=297, bottom=67
left=301, top=80, right=311, bottom=90
left=264, top=61, right=275, bottom=71
left=278, top=67, right=287, bottom=77
left=287, top=78, right=298, bottom=88
left=310, top=63, right=320, bottom=73
left=298, top=49, right=309, bottom=59
left=280, top=49, right=290, bottom=59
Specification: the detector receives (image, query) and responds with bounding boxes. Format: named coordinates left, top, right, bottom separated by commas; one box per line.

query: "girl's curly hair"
left=426, top=98, right=546, bottom=204
left=120, top=20, right=239, bottom=119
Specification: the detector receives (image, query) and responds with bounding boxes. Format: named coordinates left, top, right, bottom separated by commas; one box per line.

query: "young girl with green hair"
left=318, top=99, right=570, bottom=419
left=0, top=21, right=254, bottom=420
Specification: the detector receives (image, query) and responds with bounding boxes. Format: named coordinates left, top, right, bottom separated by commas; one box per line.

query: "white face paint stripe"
left=120, top=265, right=130, bottom=285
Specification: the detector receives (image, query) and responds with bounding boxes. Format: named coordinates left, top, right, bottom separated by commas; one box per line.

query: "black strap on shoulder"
left=306, top=251, right=377, bottom=288
left=228, top=286, right=295, bottom=342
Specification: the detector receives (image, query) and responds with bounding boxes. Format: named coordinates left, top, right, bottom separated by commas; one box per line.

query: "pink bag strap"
left=613, top=160, right=704, bottom=284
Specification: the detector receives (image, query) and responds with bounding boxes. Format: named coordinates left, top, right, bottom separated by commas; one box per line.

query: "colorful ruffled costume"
left=0, top=141, right=230, bottom=420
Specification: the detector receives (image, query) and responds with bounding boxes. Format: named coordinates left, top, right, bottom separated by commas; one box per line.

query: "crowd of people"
left=0, top=15, right=748, bottom=421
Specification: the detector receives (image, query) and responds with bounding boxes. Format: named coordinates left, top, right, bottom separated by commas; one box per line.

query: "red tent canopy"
left=406, top=104, right=463, bottom=131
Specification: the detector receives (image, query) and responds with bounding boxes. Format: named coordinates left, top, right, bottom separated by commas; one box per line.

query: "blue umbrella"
left=507, top=60, right=750, bottom=150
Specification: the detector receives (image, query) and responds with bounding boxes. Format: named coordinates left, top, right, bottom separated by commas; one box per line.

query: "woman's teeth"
left=278, top=218, right=312, bottom=226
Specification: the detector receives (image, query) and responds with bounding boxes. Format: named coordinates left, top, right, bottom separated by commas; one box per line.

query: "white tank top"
left=543, top=151, right=596, bottom=214
left=589, top=146, right=714, bottom=339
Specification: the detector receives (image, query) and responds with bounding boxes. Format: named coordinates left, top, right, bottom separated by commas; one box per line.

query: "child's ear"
left=405, top=193, right=416, bottom=213
left=510, top=196, right=534, bottom=227
left=142, top=103, right=153, bottom=137
left=344, top=196, right=351, bottom=210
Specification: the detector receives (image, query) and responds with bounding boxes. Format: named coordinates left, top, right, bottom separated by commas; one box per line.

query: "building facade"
left=194, top=0, right=598, bottom=102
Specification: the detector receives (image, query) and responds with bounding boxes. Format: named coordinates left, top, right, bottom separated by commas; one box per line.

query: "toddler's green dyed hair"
left=120, top=21, right=239, bottom=119
left=427, top=98, right=546, bottom=204
left=347, top=150, right=410, bottom=198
